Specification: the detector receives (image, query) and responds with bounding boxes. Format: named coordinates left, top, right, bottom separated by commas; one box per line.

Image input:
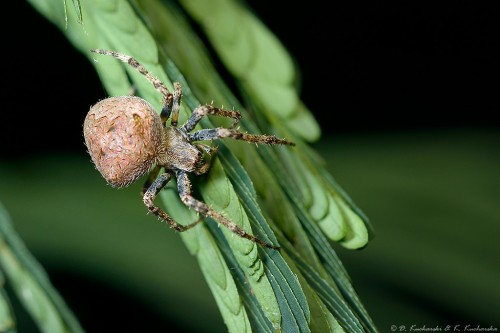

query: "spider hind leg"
left=143, top=172, right=201, bottom=231
left=176, top=170, right=279, bottom=249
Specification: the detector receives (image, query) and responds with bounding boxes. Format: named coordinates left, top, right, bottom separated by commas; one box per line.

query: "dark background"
left=2, top=1, right=497, bottom=157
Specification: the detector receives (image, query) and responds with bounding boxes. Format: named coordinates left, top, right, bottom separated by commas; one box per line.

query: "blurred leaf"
left=0, top=202, right=84, bottom=333
left=63, top=0, right=82, bottom=24
left=177, top=0, right=321, bottom=142
left=0, top=280, right=16, bottom=333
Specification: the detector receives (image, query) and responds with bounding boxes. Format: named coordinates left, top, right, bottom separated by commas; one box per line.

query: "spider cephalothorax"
left=84, top=49, right=294, bottom=249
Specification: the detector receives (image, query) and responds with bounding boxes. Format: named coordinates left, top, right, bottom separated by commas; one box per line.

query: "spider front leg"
left=182, top=104, right=242, bottom=133
left=143, top=172, right=201, bottom=232
left=90, top=49, right=175, bottom=127
left=194, top=144, right=218, bottom=175
left=190, top=128, right=295, bottom=146
left=175, top=170, right=279, bottom=249
left=163, top=82, right=182, bottom=127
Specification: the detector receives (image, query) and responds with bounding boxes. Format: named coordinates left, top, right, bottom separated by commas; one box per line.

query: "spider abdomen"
left=83, top=96, right=163, bottom=188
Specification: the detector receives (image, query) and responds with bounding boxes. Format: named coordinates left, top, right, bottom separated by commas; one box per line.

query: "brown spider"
left=83, top=49, right=294, bottom=249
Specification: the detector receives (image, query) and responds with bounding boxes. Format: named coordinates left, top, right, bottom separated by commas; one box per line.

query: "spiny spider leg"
left=193, top=144, right=218, bottom=175
left=160, top=104, right=172, bottom=127
left=190, top=128, right=295, bottom=146
left=90, top=49, right=174, bottom=126
left=143, top=172, right=201, bottom=232
left=142, top=165, right=161, bottom=196
left=170, top=82, right=183, bottom=127
left=176, top=170, right=279, bottom=249
left=160, top=83, right=183, bottom=127
left=182, top=105, right=242, bottom=133
left=195, top=143, right=217, bottom=155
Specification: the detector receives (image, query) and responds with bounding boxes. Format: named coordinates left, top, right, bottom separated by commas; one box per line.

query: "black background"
left=2, top=1, right=497, bottom=157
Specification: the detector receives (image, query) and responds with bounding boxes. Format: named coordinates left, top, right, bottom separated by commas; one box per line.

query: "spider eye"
left=84, top=96, right=163, bottom=188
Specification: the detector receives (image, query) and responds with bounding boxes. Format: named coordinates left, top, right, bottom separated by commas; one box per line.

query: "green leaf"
left=0, top=281, right=16, bottom=333
left=263, top=128, right=372, bottom=250
left=280, top=251, right=343, bottom=333
left=285, top=245, right=365, bottom=333
left=198, top=159, right=282, bottom=329
left=292, top=205, right=377, bottom=332
left=216, top=148, right=311, bottom=333
left=178, top=0, right=321, bottom=141
left=160, top=188, right=253, bottom=333
left=63, top=0, right=82, bottom=24
left=207, top=224, right=276, bottom=333
left=0, top=202, right=85, bottom=333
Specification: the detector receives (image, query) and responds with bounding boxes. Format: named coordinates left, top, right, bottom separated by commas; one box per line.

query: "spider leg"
left=181, top=105, right=242, bottom=133
left=176, top=170, right=279, bottom=249
left=90, top=49, right=174, bottom=127
left=190, top=128, right=295, bottom=146
left=141, top=165, right=161, bottom=196
left=196, top=143, right=217, bottom=155
left=143, top=171, right=201, bottom=232
left=194, top=144, right=218, bottom=175
left=169, top=82, right=183, bottom=127
left=159, top=82, right=183, bottom=127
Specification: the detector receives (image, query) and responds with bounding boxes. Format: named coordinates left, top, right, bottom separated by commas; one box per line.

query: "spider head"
left=83, top=96, right=164, bottom=188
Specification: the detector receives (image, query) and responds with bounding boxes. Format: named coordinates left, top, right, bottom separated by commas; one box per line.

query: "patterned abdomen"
left=83, top=96, right=163, bottom=188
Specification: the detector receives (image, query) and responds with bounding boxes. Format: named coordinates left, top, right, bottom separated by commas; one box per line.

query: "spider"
left=83, top=49, right=294, bottom=249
